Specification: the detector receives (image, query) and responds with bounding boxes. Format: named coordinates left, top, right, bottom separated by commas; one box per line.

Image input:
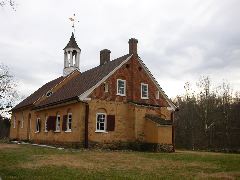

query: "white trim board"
left=78, top=55, right=132, bottom=101
left=137, top=57, right=177, bottom=111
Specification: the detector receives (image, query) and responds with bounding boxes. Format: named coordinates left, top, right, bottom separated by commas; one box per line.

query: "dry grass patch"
left=20, top=151, right=216, bottom=173
left=197, top=172, right=240, bottom=180
left=1, top=144, right=239, bottom=179
left=0, top=143, right=19, bottom=149
left=176, top=150, right=224, bottom=156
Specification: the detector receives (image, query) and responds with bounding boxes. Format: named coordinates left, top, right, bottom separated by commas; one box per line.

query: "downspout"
left=84, top=103, right=89, bottom=148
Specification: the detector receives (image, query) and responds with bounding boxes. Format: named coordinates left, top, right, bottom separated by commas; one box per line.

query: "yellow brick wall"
left=10, top=100, right=173, bottom=145
left=88, top=100, right=135, bottom=143
left=157, top=126, right=172, bottom=144
left=144, top=120, right=158, bottom=143
left=10, top=108, right=32, bottom=140
left=10, top=102, right=86, bottom=144
left=88, top=100, right=173, bottom=145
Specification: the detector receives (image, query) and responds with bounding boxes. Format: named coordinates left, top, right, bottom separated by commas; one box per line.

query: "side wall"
left=87, top=99, right=172, bottom=146
left=10, top=102, right=86, bottom=146
left=10, top=108, right=32, bottom=140
left=88, top=100, right=135, bottom=144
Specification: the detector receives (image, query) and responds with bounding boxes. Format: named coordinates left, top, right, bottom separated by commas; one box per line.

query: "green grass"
left=0, top=143, right=239, bottom=180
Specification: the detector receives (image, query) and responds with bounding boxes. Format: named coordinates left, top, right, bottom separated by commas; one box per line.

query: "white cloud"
left=0, top=0, right=239, bottom=99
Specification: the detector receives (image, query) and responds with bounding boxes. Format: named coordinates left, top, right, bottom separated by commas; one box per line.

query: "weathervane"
left=69, top=14, right=79, bottom=34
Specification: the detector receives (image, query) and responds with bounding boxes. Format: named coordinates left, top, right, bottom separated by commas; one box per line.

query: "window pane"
left=100, top=123, right=104, bottom=130
left=142, top=84, right=148, bottom=98
left=56, top=116, right=60, bottom=131
left=97, top=114, right=106, bottom=131
left=118, top=80, right=125, bottom=95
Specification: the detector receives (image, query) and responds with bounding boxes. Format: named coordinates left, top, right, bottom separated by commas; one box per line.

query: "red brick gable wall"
left=89, top=56, right=168, bottom=107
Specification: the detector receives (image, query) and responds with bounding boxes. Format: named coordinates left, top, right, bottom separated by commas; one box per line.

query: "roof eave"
left=33, top=96, right=80, bottom=111
left=137, top=56, right=178, bottom=111
left=78, top=54, right=133, bottom=101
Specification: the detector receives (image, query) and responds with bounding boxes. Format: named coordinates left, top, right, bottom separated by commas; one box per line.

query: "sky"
left=0, top=0, right=240, bottom=100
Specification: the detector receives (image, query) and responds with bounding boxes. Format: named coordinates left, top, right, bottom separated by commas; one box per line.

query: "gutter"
left=32, top=96, right=80, bottom=110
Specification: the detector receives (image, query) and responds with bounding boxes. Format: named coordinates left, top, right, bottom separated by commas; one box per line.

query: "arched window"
left=55, top=112, right=61, bottom=132
left=35, top=117, right=40, bottom=133
left=67, top=112, right=72, bottom=131
left=72, top=50, right=77, bottom=66
left=95, top=108, right=107, bottom=132
left=96, top=113, right=106, bottom=132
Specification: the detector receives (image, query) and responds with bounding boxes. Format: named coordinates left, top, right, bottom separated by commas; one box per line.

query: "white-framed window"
left=104, top=82, right=108, bottom=93
left=46, top=91, right=53, bottom=97
left=44, top=116, right=48, bottom=132
left=66, top=113, right=72, bottom=132
left=156, top=91, right=160, bottom=99
left=55, top=115, right=61, bottom=132
left=36, top=118, right=40, bottom=133
left=13, top=116, right=16, bottom=128
left=117, top=79, right=126, bottom=96
left=21, top=112, right=24, bottom=128
left=141, top=83, right=149, bottom=99
left=96, top=113, right=106, bottom=132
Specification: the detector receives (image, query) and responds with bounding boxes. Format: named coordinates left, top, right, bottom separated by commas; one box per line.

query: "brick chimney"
left=128, top=38, right=138, bottom=55
left=100, top=49, right=111, bottom=65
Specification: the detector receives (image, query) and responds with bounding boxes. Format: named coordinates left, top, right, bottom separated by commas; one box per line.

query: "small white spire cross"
left=69, top=14, right=79, bottom=33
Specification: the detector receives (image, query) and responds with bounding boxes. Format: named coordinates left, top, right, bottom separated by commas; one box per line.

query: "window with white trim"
left=117, top=79, right=126, bottom=96
left=44, top=115, right=48, bottom=132
left=46, top=91, right=53, bottom=97
left=96, top=113, right=106, bottom=132
left=36, top=118, right=40, bottom=133
left=67, top=113, right=72, bottom=131
left=104, top=82, right=108, bottom=93
left=13, top=116, right=16, bottom=128
left=156, top=91, right=160, bottom=99
left=141, top=83, right=149, bottom=99
left=55, top=115, right=61, bottom=132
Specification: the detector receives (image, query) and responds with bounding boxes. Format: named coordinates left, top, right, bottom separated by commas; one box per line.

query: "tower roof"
left=64, top=32, right=81, bottom=50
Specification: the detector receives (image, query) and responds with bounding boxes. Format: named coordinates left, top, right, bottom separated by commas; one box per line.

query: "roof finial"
left=69, top=13, right=79, bottom=34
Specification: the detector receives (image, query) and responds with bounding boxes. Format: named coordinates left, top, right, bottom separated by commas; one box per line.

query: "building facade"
left=10, top=33, right=177, bottom=152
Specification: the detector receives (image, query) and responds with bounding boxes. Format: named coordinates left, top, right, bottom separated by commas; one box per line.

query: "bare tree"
left=0, top=64, right=18, bottom=117
left=0, top=0, right=16, bottom=10
left=175, top=76, right=240, bottom=152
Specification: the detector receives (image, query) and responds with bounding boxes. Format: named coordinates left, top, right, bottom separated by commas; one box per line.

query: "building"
left=10, top=33, right=177, bottom=152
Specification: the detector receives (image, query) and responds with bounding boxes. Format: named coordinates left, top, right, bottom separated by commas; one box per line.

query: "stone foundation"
left=89, top=141, right=174, bottom=152
left=10, top=138, right=174, bottom=152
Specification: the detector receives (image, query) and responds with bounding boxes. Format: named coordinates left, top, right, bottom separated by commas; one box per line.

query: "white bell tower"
left=63, top=33, right=81, bottom=76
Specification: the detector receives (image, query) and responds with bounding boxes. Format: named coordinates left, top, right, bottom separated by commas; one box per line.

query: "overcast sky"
left=0, top=0, right=239, bottom=99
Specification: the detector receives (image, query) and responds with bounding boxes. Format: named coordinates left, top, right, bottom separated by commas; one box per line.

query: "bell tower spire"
left=63, top=32, right=81, bottom=76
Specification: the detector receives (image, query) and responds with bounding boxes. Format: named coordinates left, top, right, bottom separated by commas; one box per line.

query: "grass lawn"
left=0, top=143, right=239, bottom=180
